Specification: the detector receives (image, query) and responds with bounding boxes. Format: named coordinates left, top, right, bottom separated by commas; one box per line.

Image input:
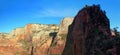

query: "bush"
left=49, top=32, right=57, bottom=37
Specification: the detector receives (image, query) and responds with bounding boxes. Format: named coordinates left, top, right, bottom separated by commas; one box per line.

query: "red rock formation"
left=62, top=5, right=119, bottom=55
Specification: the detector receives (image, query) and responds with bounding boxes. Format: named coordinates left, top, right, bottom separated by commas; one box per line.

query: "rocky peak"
left=58, top=17, right=73, bottom=35
left=62, top=5, right=118, bottom=55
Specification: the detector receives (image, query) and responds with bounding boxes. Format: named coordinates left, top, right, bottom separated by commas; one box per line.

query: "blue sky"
left=0, top=0, right=120, bottom=33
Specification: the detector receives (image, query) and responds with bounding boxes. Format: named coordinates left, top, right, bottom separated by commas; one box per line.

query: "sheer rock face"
left=62, top=5, right=117, bottom=55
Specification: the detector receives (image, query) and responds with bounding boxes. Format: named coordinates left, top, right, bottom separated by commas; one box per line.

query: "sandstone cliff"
left=0, top=24, right=59, bottom=55
left=0, top=17, right=73, bottom=55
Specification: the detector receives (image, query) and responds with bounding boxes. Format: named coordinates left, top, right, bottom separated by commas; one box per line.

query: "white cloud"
left=36, top=8, right=78, bottom=17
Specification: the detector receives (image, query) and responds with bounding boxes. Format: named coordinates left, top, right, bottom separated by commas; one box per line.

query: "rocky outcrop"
left=58, top=17, right=73, bottom=35
left=62, top=5, right=120, bottom=55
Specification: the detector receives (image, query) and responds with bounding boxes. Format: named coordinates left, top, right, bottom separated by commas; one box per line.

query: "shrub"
left=49, top=32, right=57, bottom=37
